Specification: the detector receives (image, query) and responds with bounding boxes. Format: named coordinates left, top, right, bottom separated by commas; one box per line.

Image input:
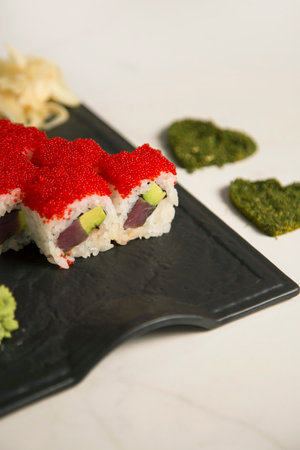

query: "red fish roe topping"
left=0, top=119, right=47, bottom=158
left=23, top=165, right=111, bottom=220
left=0, top=152, right=38, bottom=195
left=0, top=119, right=14, bottom=138
left=31, top=137, right=107, bottom=169
left=98, top=143, right=177, bottom=198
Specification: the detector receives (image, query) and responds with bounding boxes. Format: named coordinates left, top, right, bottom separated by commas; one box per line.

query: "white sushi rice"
left=0, top=189, right=31, bottom=254
left=23, top=194, right=117, bottom=269
left=0, top=189, right=20, bottom=217
left=111, top=172, right=178, bottom=245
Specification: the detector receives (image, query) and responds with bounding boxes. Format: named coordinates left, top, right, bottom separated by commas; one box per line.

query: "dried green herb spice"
left=230, top=178, right=300, bottom=236
left=0, top=285, right=19, bottom=343
left=168, top=119, right=257, bottom=172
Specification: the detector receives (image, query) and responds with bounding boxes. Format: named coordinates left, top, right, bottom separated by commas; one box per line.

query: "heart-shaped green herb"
left=230, top=178, right=300, bottom=236
left=168, top=119, right=257, bottom=172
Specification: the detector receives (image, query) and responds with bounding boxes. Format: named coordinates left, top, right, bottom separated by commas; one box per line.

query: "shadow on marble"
left=129, top=325, right=204, bottom=342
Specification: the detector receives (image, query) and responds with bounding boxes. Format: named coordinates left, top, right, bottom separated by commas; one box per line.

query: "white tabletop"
left=1, top=1, right=300, bottom=449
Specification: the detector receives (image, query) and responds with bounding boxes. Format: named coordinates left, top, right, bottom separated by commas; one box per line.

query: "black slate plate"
left=0, top=105, right=299, bottom=418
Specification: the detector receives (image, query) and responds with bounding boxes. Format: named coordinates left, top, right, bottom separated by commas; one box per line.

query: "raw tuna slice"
left=124, top=198, right=155, bottom=229
left=0, top=210, right=20, bottom=244
left=57, top=220, right=88, bottom=253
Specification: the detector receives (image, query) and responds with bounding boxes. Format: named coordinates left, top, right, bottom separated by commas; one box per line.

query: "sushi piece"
left=31, top=137, right=106, bottom=170
left=0, top=149, right=37, bottom=254
left=98, top=143, right=178, bottom=244
left=0, top=119, right=46, bottom=253
left=22, top=165, right=116, bottom=268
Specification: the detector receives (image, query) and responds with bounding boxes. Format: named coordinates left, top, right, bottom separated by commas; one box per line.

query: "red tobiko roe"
left=0, top=152, right=38, bottom=196
left=23, top=165, right=111, bottom=220
left=98, top=143, right=177, bottom=198
left=0, top=119, right=47, bottom=158
left=31, top=137, right=107, bottom=169
left=0, top=119, right=14, bottom=137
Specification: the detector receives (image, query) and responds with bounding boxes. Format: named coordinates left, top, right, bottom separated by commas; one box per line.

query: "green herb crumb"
left=0, top=285, right=19, bottom=343
left=230, top=178, right=300, bottom=236
left=168, top=119, right=257, bottom=172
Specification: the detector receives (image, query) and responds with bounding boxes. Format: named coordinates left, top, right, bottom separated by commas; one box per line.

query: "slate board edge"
left=0, top=314, right=213, bottom=418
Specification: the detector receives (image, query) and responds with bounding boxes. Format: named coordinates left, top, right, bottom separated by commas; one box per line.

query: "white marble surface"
left=1, top=1, right=300, bottom=449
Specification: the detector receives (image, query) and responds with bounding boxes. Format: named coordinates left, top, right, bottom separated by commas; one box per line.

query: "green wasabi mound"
left=168, top=119, right=257, bottom=172
left=230, top=178, right=300, bottom=236
left=0, top=285, right=19, bottom=343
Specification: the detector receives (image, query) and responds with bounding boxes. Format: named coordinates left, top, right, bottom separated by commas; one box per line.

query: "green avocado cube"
left=79, top=206, right=106, bottom=234
left=142, top=182, right=166, bottom=206
left=18, top=210, right=26, bottom=232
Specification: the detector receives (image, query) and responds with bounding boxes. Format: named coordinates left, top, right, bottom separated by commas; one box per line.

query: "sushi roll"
left=31, top=137, right=106, bottom=170
left=98, top=143, right=178, bottom=245
left=0, top=149, right=37, bottom=254
left=22, top=165, right=116, bottom=268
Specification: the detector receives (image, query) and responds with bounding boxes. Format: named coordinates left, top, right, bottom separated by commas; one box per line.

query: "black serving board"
left=0, top=105, right=298, bottom=418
